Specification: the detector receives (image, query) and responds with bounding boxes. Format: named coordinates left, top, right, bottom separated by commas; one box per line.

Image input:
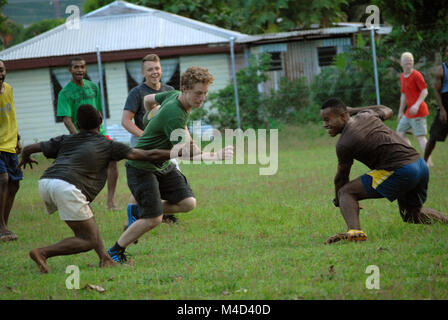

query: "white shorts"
left=397, top=116, right=428, bottom=136
left=38, top=178, right=94, bottom=221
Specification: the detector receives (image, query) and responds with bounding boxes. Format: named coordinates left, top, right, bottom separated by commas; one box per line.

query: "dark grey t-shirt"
left=124, top=83, right=174, bottom=130
left=40, top=133, right=132, bottom=202
left=336, top=109, right=421, bottom=171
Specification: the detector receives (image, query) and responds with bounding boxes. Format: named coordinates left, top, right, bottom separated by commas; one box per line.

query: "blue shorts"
left=0, top=151, right=23, bottom=181
left=361, top=158, right=428, bottom=208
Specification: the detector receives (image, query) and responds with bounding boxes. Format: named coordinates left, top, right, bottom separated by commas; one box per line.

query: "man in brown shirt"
left=320, top=98, right=448, bottom=244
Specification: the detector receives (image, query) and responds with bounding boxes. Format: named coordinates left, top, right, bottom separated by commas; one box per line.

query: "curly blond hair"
left=181, top=66, right=214, bottom=90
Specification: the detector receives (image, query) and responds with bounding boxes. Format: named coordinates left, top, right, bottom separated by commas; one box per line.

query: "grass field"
left=1, top=121, right=448, bottom=300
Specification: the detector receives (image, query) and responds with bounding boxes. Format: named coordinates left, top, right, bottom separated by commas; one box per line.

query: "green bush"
left=206, top=54, right=271, bottom=130
left=265, top=76, right=312, bottom=124
left=311, top=36, right=402, bottom=112
left=206, top=53, right=314, bottom=129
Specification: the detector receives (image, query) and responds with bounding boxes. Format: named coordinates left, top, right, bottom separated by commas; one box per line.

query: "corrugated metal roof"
left=236, top=26, right=360, bottom=44
left=236, top=24, right=391, bottom=44
left=0, top=1, right=245, bottom=61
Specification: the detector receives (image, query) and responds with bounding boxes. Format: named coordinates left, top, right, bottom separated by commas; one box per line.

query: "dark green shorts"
left=126, top=162, right=194, bottom=218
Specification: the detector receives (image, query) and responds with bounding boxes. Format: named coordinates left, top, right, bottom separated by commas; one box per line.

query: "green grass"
left=1, top=121, right=448, bottom=300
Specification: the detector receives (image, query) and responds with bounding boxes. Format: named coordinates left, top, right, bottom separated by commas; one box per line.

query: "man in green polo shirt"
left=107, top=66, right=234, bottom=263
left=57, top=56, right=120, bottom=210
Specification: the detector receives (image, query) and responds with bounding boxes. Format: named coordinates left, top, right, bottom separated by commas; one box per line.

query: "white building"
left=0, top=1, right=246, bottom=144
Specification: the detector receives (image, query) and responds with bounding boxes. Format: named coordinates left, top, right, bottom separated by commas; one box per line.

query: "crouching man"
left=19, top=104, right=173, bottom=273
left=320, top=98, right=448, bottom=244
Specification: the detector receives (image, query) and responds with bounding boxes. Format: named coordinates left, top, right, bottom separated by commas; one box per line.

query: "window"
left=50, top=64, right=110, bottom=122
left=268, top=52, right=283, bottom=71
left=125, top=58, right=180, bottom=92
left=318, top=46, right=337, bottom=67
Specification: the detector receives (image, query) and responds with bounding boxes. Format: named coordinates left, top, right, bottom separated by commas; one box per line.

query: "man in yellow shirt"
left=0, top=60, right=22, bottom=241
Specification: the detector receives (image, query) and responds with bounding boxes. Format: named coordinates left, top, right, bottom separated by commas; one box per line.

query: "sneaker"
left=346, top=229, right=368, bottom=242
left=127, top=204, right=139, bottom=228
left=162, top=214, right=178, bottom=224
left=107, top=248, right=128, bottom=263
left=326, top=229, right=368, bottom=244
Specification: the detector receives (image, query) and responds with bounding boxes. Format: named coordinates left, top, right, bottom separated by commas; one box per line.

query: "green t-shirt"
left=57, top=80, right=106, bottom=135
left=127, top=90, right=189, bottom=172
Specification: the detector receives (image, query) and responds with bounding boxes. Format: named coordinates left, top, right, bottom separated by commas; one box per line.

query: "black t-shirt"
left=123, top=83, right=174, bottom=131
left=40, top=133, right=132, bottom=202
left=336, top=109, right=421, bottom=171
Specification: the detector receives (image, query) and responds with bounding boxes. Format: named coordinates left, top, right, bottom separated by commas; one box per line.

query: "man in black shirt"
left=122, top=54, right=174, bottom=144
left=20, top=104, right=173, bottom=273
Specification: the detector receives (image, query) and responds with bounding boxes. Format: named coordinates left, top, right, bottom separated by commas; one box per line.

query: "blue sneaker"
left=127, top=204, right=139, bottom=228
left=108, top=248, right=128, bottom=263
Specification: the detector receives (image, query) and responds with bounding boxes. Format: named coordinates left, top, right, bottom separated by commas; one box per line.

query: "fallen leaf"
left=6, top=286, right=17, bottom=293
left=235, top=288, right=248, bottom=293
left=84, top=284, right=106, bottom=293
left=329, top=265, right=335, bottom=274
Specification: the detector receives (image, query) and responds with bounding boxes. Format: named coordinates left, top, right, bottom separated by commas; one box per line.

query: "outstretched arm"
left=347, top=105, right=393, bottom=121
left=18, top=143, right=41, bottom=169
left=171, top=139, right=234, bottom=161
left=126, top=148, right=174, bottom=161
left=125, top=144, right=230, bottom=162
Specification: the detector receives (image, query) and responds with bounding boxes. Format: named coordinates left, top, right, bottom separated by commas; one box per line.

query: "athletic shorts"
left=0, top=151, right=23, bottom=181
left=361, top=158, right=428, bottom=208
left=397, top=115, right=428, bottom=136
left=429, top=109, right=448, bottom=142
left=126, top=162, right=194, bottom=218
left=38, top=178, right=94, bottom=221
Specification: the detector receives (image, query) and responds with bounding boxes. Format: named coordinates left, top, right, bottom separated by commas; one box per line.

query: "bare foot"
left=0, top=230, right=17, bottom=242
left=100, top=257, right=118, bottom=268
left=107, top=203, right=122, bottom=211
left=29, top=248, right=49, bottom=273
left=421, top=207, right=448, bottom=224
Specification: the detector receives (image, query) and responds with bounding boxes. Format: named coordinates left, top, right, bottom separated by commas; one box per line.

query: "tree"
left=311, top=33, right=401, bottom=113
left=0, top=0, right=9, bottom=48
left=83, top=0, right=350, bottom=35
left=1, top=20, right=24, bottom=49
left=22, top=18, right=65, bottom=42
left=83, top=0, right=114, bottom=13
left=373, top=0, right=448, bottom=60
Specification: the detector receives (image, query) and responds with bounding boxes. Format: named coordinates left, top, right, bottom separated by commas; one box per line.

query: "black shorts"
left=126, top=162, right=194, bottom=218
left=429, top=94, right=448, bottom=142
left=0, top=151, right=23, bottom=181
